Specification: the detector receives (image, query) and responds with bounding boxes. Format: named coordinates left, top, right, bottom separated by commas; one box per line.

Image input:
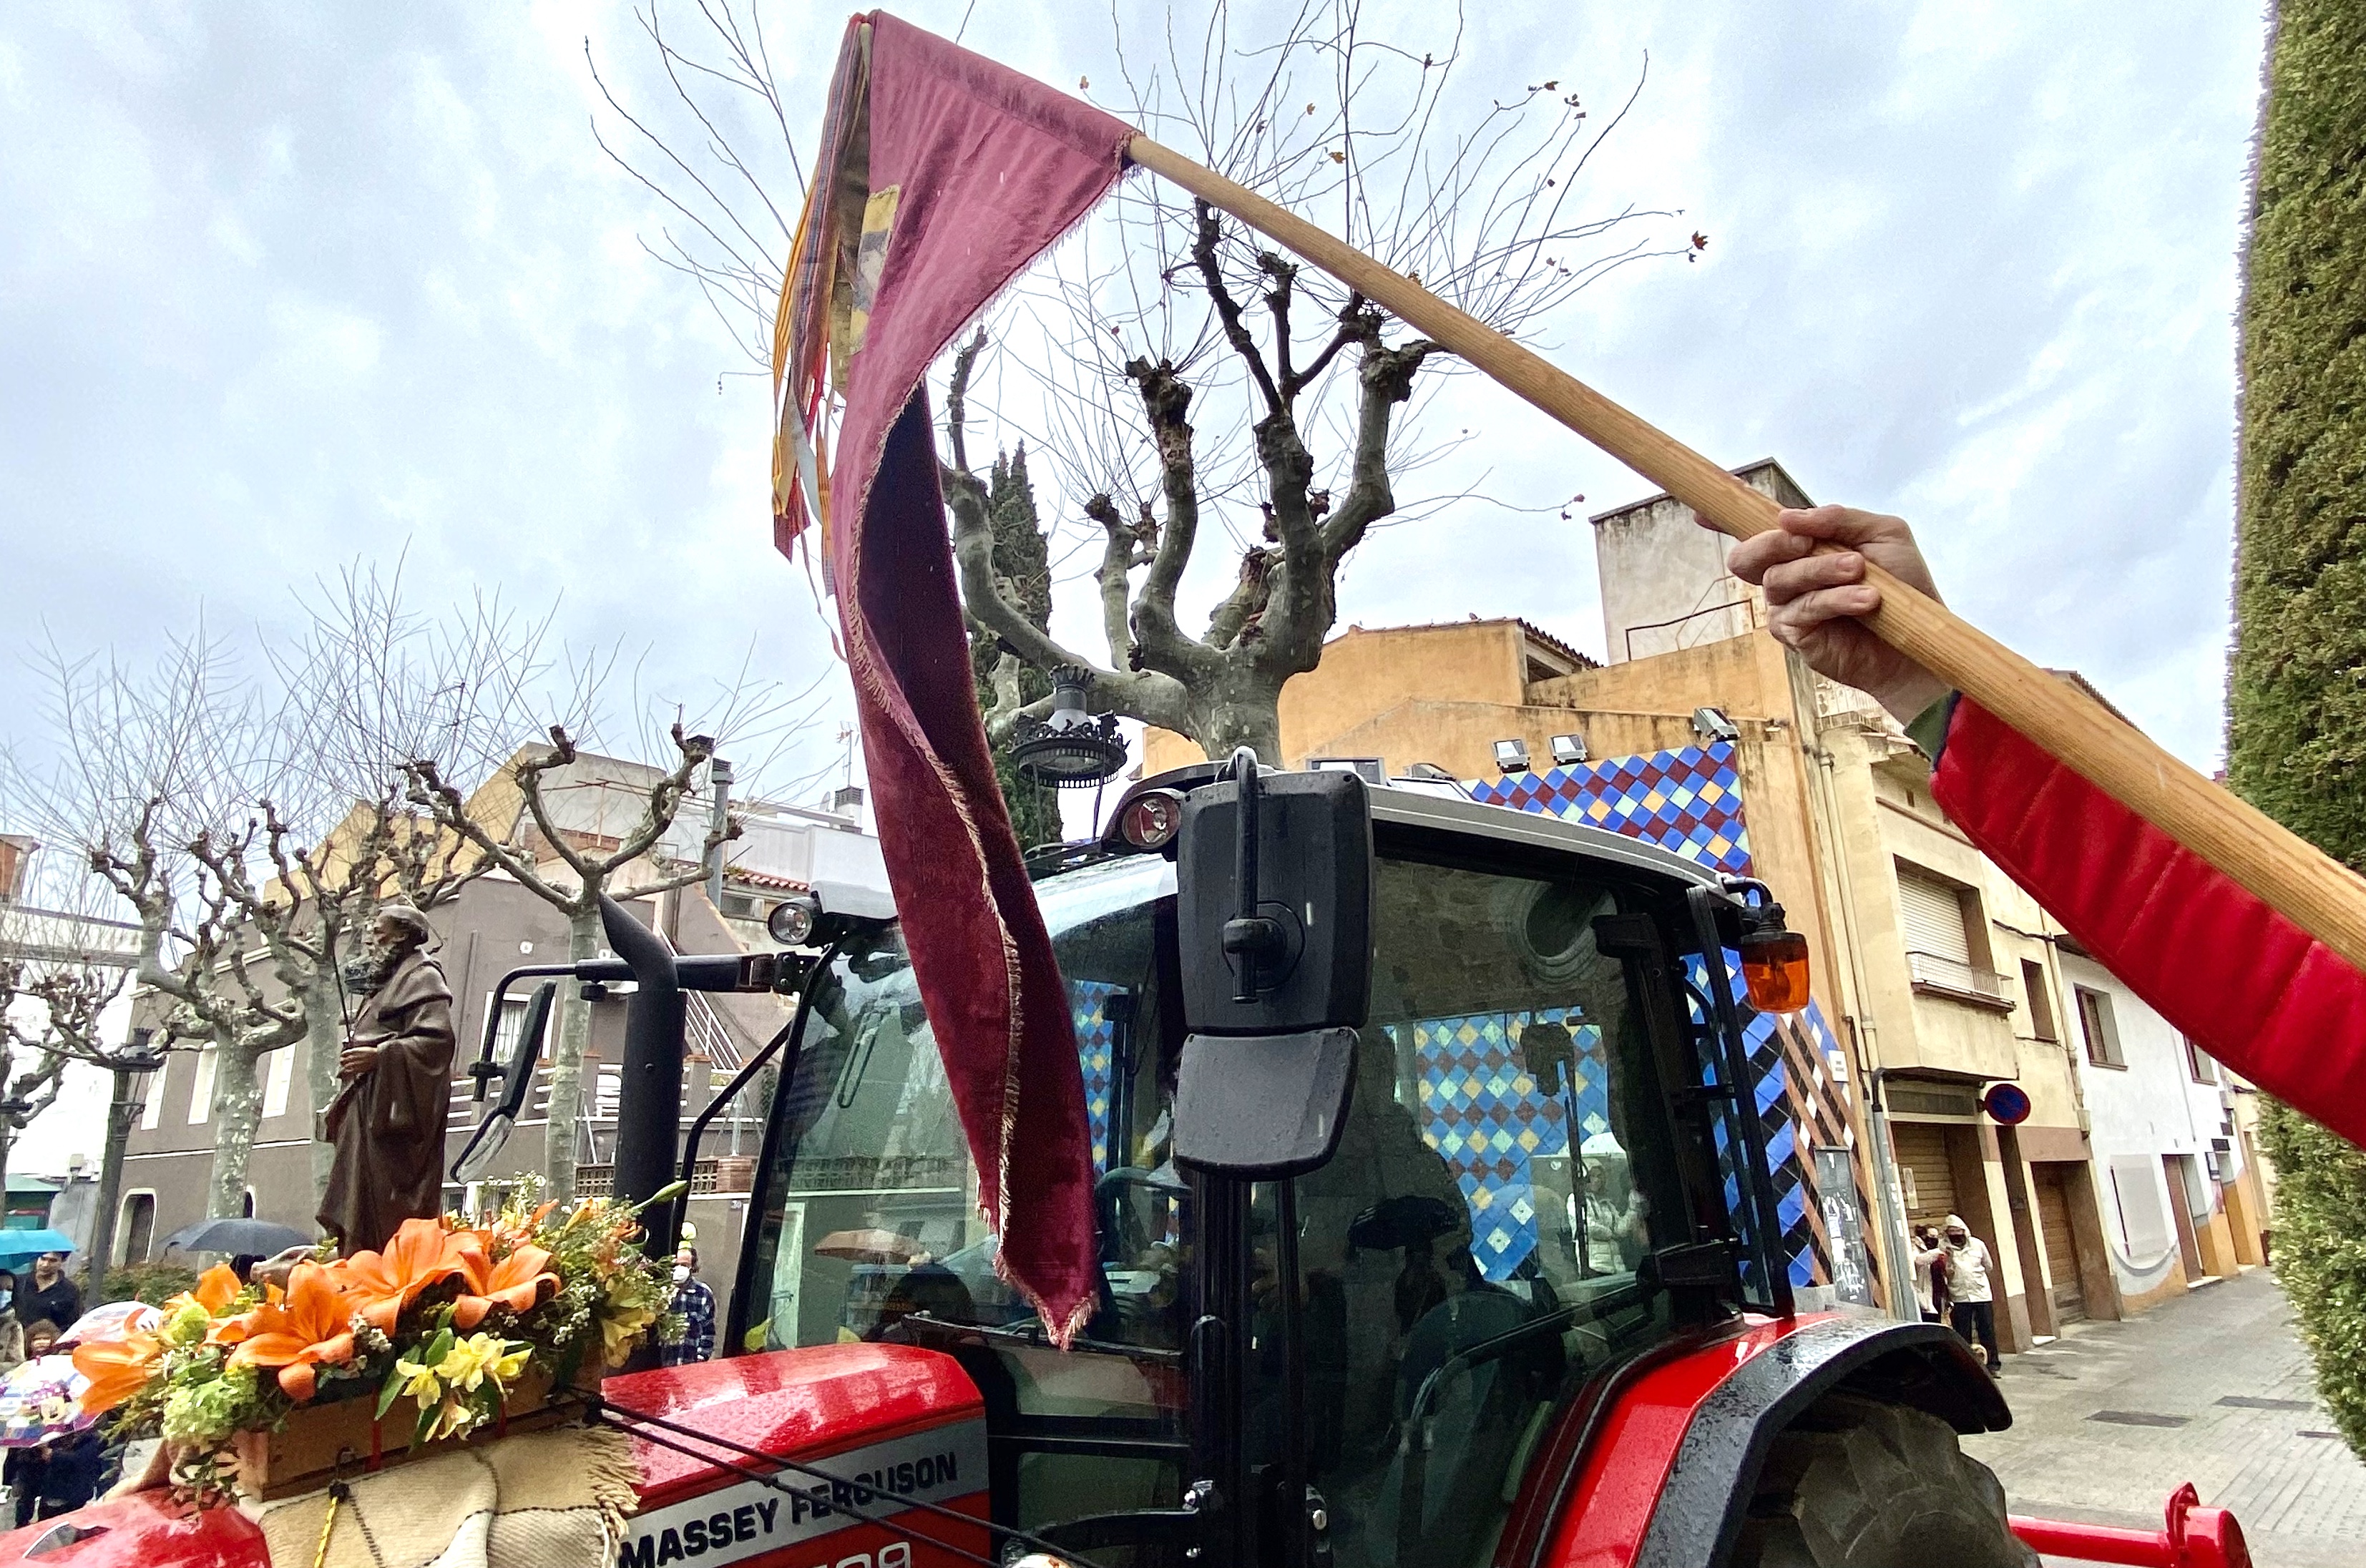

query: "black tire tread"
left=1729, top=1393, right=2036, bottom=1568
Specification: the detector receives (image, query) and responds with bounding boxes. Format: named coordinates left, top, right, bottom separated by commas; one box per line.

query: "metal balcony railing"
left=1905, top=950, right=2012, bottom=1007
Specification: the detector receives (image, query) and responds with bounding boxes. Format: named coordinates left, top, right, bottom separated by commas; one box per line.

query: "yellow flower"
left=435, top=1333, right=504, bottom=1394
left=390, top=1350, right=445, bottom=1406
left=426, top=1397, right=475, bottom=1443
left=599, top=1303, right=655, bottom=1367
left=489, top=1341, right=531, bottom=1384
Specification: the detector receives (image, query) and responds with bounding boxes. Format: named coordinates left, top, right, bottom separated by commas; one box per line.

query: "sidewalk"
left=1962, top=1268, right=2365, bottom=1567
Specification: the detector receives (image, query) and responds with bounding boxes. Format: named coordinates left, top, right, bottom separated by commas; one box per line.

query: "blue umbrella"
left=0, top=1230, right=77, bottom=1265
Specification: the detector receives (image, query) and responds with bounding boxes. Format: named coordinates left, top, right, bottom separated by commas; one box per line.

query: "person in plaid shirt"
left=662, top=1247, right=716, bottom=1366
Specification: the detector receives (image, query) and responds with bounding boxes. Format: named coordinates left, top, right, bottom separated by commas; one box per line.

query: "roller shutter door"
left=1891, top=1123, right=1957, bottom=1225
left=2032, top=1165, right=2088, bottom=1323
left=1897, top=870, right=1972, bottom=964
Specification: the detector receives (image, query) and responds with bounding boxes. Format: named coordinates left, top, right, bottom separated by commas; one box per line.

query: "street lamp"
left=1010, top=669, right=1130, bottom=790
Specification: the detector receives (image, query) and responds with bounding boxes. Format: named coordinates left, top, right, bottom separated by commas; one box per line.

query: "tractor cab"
left=726, top=758, right=1807, bottom=1568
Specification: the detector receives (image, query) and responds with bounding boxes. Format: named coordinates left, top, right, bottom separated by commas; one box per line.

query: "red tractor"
left=1, top=760, right=2244, bottom=1568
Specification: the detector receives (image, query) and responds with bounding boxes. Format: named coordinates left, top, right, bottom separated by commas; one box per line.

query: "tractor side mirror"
left=1176, top=758, right=1372, bottom=1034
left=1172, top=754, right=1372, bottom=1177
left=452, top=979, right=556, bottom=1184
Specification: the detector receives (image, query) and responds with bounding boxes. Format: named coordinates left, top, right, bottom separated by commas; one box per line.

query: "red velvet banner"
left=790, top=14, right=1133, bottom=1340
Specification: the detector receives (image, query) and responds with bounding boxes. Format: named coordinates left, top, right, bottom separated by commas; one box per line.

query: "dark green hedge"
left=2231, top=0, right=2366, bottom=1461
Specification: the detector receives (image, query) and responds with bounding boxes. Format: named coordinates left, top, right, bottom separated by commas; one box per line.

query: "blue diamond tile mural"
left=1462, top=740, right=1867, bottom=1298
left=1395, top=1008, right=1610, bottom=1283
left=1070, top=979, right=1119, bottom=1172
left=1467, top=743, right=1754, bottom=876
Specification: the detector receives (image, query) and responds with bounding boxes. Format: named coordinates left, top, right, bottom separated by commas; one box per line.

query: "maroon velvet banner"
left=792, top=14, right=1133, bottom=1341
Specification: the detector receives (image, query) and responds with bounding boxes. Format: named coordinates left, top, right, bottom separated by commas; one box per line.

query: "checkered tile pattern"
left=1397, top=1009, right=1609, bottom=1282
left=1069, top=980, right=1118, bottom=1172
left=1467, top=742, right=1754, bottom=876
left=1462, top=740, right=1867, bottom=1296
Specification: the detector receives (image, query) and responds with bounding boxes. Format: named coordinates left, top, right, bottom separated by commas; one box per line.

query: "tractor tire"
left=1728, top=1393, right=2036, bottom=1568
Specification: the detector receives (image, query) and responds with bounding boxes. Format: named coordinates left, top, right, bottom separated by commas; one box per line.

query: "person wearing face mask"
left=317, top=904, right=457, bottom=1256
left=660, top=1248, right=716, bottom=1366
left=1939, top=1215, right=2002, bottom=1374
left=0, top=1271, right=24, bottom=1373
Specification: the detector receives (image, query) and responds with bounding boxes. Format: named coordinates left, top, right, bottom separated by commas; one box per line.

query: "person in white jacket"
left=1941, top=1215, right=2002, bottom=1373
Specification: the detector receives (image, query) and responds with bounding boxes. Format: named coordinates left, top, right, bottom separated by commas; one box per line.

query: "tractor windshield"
left=735, top=839, right=1710, bottom=1568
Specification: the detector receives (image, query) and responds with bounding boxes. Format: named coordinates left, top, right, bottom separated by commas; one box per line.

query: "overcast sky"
left=0, top=3, right=2269, bottom=1160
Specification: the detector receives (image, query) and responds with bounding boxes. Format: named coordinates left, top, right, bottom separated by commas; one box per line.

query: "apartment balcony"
left=1907, top=950, right=2016, bottom=1013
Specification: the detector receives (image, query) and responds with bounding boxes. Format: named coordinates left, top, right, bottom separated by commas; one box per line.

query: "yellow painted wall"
left=1141, top=618, right=1542, bottom=776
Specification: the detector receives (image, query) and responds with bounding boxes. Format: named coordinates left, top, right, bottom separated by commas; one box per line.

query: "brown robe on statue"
left=318, top=947, right=457, bottom=1255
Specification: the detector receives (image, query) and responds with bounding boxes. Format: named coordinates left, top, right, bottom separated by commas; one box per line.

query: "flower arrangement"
left=74, top=1190, right=676, bottom=1500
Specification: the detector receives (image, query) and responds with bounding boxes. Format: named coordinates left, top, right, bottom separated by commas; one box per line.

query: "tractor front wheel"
left=1731, top=1392, right=2037, bottom=1568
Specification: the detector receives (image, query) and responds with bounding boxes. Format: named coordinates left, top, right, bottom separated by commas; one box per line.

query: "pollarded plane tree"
left=592, top=0, right=1694, bottom=766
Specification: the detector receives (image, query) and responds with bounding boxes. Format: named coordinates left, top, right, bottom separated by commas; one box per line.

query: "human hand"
left=1715, top=505, right=1952, bottom=725
left=251, top=1245, right=313, bottom=1291
left=338, top=1044, right=379, bottom=1079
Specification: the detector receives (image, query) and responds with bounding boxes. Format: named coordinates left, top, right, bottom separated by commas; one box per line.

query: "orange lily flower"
left=73, top=1331, right=162, bottom=1416
left=341, top=1217, right=466, bottom=1333
left=225, top=1263, right=356, bottom=1403
left=162, top=1263, right=243, bottom=1318
left=449, top=1240, right=558, bottom=1331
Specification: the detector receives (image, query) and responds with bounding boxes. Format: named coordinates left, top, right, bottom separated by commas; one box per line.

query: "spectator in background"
left=1905, top=1228, right=1947, bottom=1325
left=21, top=1323, right=59, bottom=1361
left=1940, top=1216, right=2002, bottom=1373
left=661, top=1249, right=715, bottom=1366
left=0, top=1271, right=25, bottom=1373
left=21, top=1255, right=78, bottom=1337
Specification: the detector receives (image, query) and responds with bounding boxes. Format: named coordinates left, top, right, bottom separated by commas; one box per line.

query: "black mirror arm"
left=469, top=964, right=582, bottom=1102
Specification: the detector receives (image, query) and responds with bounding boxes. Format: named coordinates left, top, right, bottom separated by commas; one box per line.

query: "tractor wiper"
left=898, top=1309, right=1186, bottom=1366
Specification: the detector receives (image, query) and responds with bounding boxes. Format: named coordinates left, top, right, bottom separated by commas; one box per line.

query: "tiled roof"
left=729, top=869, right=811, bottom=893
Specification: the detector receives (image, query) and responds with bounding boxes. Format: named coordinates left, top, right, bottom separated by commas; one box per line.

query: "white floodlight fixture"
left=1549, top=733, right=1588, bottom=766
left=1692, top=707, right=1741, bottom=743
left=1493, top=739, right=1531, bottom=774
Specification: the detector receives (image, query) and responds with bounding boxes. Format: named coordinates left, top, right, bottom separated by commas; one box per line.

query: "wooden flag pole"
left=1125, top=133, right=2366, bottom=979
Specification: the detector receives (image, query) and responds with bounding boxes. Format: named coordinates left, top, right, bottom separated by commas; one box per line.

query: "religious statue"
left=318, top=903, right=458, bottom=1255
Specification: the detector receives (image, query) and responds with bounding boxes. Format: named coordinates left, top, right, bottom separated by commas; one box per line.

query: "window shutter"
left=1897, top=869, right=1971, bottom=964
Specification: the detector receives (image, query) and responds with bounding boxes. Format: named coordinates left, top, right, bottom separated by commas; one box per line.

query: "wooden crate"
left=248, top=1363, right=594, bottom=1500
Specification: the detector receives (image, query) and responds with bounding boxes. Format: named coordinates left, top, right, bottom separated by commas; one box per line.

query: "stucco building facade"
left=1142, top=458, right=2267, bottom=1349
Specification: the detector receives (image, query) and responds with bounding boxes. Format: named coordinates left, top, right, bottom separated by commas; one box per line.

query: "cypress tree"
left=969, top=445, right=1064, bottom=848
left=2229, top=0, right=2366, bottom=1459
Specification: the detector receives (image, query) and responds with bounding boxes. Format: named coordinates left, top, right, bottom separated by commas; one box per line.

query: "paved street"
left=1962, top=1268, right=2365, bottom=1567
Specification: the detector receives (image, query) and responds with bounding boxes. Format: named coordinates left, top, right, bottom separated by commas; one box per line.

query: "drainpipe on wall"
left=1785, top=655, right=1919, bottom=1320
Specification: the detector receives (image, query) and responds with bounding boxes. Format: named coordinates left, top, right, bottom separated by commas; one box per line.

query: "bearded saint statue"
left=318, top=903, right=458, bottom=1254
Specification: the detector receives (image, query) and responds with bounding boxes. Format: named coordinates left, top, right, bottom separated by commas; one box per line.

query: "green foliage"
left=2229, top=0, right=2366, bottom=868
left=2231, top=0, right=2366, bottom=1464
left=102, top=1262, right=200, bottom=1305
left=968, top=445, right=1064, bottom=848
left=2257, top=1102, right=2366, bottom=1452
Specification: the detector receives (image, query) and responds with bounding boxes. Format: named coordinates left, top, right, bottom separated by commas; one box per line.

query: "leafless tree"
left=5, top=627, right=301, bottom=1222
left=402, top=642, right=829, bottom=1205
left=0, top=866, right=151, bottom=1295
left=594, top=0, right=1688, bottom=762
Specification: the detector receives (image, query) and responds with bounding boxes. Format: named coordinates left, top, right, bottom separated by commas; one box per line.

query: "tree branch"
left=1188, top=202, right=1282, bottom=417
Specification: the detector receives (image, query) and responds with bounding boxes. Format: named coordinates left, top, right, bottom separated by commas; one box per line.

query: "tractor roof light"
left=1119, top=788, right=1186, bottom=851
left=1010, top=667, right=1129, bottom=789
left=765, top=893, right=821, bottom=947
